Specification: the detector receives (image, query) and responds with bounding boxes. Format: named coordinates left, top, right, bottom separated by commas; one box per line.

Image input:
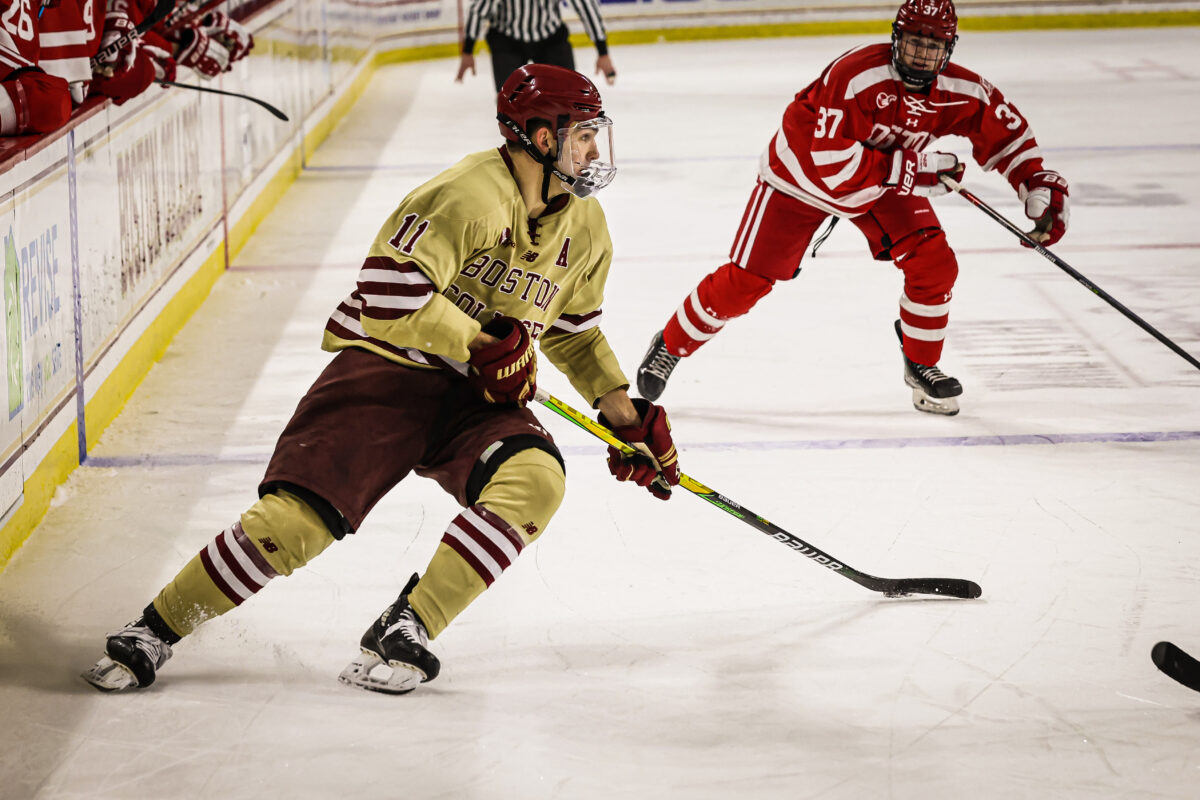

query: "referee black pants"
left=485, top=25, right=575, bottom=92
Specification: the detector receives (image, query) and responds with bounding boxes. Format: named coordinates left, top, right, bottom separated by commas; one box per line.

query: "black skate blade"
left=1152, top=641, right=1200, bottom=693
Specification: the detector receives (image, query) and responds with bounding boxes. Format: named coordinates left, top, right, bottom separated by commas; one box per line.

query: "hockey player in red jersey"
left=637, top=0, right=1069, bottom=416
left=1, top=0, right=72, bottom=135
left=82, top=64, right=681, bottom=696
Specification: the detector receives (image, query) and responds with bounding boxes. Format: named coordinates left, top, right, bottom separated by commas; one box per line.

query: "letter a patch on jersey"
left=555, top=238, right=571, bottom=268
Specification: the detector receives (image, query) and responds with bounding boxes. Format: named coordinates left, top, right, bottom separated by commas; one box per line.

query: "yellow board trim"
left=375, top=43, right=461, bottom=66
left=0, top=424, right=77, bottom=566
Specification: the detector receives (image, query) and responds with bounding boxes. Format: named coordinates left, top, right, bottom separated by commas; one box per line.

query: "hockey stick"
left=535, top=389, right=982, bottom=599
left=156, top=80, right=289, bottom=121
left=1152, top=641, right=1200, bottom=694
left=90, top=0, right=177, bottom=69
left=940, top=175, right=1200, bottom=372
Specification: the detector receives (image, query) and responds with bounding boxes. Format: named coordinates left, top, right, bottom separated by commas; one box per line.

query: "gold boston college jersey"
left=323, top=147, right=628, bottom=406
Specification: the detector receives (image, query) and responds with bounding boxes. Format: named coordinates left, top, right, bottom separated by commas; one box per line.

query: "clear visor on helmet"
left=556, top=117, right=616, bottom=198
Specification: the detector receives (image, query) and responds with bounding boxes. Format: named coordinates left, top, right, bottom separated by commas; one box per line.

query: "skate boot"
left=338, top=573, right=440, bottom=695
left=636, top=330, right=682, bottom=401
left=81, top=617, right=174, bottom=691
left=895, top=320, right=962, bottom=416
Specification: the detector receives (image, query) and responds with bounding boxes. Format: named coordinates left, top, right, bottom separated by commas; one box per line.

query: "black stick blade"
left=884, top=578, right=983, bottom=599
left=1152, top=641, right=1200, bottom=693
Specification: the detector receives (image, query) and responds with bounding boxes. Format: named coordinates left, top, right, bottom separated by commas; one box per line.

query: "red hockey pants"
left=662, top=179, right=959, bottom=367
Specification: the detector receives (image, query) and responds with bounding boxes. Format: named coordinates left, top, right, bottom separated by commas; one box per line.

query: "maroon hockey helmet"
left=497, top=64, right=605, bottom=146
left=497, top=64, right=615, bottom=201
left=892, top=0, right=959, bottom=87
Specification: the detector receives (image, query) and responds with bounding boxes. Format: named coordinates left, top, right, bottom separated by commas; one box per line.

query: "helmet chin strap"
left=498, top=113, right=578, bottom=204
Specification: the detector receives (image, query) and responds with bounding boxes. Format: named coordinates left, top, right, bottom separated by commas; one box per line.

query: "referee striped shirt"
left=462, top=0, right=609, bottom=56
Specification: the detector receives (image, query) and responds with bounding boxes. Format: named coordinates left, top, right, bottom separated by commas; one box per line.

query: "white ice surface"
left=2, top=29, right=1200, bottom=800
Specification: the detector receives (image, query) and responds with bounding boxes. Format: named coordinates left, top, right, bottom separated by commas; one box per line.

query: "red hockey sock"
left=662, top=263, right=775, bottom=356
left=894, top=230, right=957, bottom=366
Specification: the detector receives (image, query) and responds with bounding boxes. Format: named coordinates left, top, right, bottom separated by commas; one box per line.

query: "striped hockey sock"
left=408, top=505, right=527, bottom=638
left=663, top=262, right=774, bottom=355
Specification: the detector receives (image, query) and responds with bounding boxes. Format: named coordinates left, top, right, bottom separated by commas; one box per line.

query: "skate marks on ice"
left=952, top=319, right=1126, bottom=390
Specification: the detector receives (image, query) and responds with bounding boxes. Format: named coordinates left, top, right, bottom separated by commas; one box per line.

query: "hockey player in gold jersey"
left=82, top=64, right=681, bottom=695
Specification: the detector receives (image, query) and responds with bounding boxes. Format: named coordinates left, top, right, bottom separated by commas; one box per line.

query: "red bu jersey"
left=1, top=0, right=40, bottom=70
left=39, top=0, right=103, bottom=84
left=762, top=42, right=1047, bottom=216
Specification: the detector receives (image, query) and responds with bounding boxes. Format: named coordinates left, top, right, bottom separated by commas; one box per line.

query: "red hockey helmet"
left=892, top=0, right=959, bottom=87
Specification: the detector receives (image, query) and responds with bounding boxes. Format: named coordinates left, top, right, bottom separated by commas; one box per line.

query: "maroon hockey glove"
left=467, top=316, right=537, bottom=406
left=598, top=398, right=681, bottom=501
left=202, top=11, right=254, bottom=63
left=174, top=25, right=231, bottom=78
left=886, top=149, right=964, bottom=197
left=1020, top=170, right=1070, bottom=247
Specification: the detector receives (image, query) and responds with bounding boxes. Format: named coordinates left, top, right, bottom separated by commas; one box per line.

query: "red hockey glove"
left=1019, top=170, right=1070, bottom=247
left=143, top=31, right=177, bottom=83
left=598, top=398, right=681, bottom=501
left=174, top=26, right=230, bottom=78
left=95, top=10, right=140, bottom=73
left=90, top=45, right=158, bottom=105
left=886, top=149, right=965, bottom=197
left=1, top=68, right=71, bottom=134
left=202, top=11, right=254, bottom=64
left=467, top=316, right=537, bottom=406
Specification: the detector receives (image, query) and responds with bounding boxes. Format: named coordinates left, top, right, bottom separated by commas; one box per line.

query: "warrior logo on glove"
left=467, top=316, right=537, bottom=405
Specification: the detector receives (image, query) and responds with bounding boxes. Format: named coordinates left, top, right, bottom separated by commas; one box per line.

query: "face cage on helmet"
left=891, top=26, right=957, bottom=87
left=555, top=116, right=616, bottom=199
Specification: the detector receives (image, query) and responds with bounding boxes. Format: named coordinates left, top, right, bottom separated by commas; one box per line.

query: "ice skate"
left=81, top=618, right=174, bottom=692
left=636, top=330, right=682, bottom=401
left=339, top=573, right=440, bottom=695
left=895, top=320, right=961, bottom=416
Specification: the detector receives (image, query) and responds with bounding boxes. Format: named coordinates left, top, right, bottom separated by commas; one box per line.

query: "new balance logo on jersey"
left=520, top=251, right=538, bottom=262
left=258, top=537, right=279, bottom=553
left=522, top=522, right=538, bottom=536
